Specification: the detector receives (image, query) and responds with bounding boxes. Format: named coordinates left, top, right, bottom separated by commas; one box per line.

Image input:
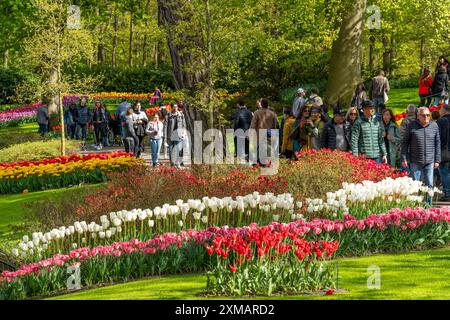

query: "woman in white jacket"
left=146, top=113, right=164, bottom=167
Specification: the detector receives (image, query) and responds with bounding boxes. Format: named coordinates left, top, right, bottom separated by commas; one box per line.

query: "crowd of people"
left=33, top=56, right=450, bottom=202
left=233, top=59, right=450, bottom=204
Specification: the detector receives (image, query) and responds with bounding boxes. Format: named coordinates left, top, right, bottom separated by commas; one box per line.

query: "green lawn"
left=0, top=185, right=102, bottom=247
left=52, top=247, right=450, bottom=300
left=385, top=88, right=419, bottom=115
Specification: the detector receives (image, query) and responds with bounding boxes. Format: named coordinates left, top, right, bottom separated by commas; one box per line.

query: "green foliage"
left=0, top=68, right=40, bottom=104
left=66, top=64, right=173, bottom=93
left=0, top=139, right=79, bottom=163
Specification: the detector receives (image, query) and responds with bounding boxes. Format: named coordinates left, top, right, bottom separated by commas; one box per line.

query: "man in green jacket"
left=351, top=100, right=387, bottom=163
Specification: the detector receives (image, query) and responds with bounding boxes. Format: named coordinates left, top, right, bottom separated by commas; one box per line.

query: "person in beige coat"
left=250, top=98, right=279, bottom=165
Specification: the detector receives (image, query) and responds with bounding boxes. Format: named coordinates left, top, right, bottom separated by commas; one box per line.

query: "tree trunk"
left=3, top=49, right=9, bottom=68
left=153, top=43, right=159, bottom=69
left=382, top=35, right=391, bottom=76
left=48, top=67, right=59, bottom=115
left=389, top=35, right=396, bottom=77
left=112, top=14, right=118, bottom=67
left=158, top=0, right=213, bottom=159
left=325, top=0, right=366, bottom=106
left=420, top=36, right=425, bottom=69
left=97, top=44, right=105, bottom=64
left=369, top=32, right=375, bottom=72
left=129, top=13, right=134, bottom=66
left=143, top=32, right=148, bottom=66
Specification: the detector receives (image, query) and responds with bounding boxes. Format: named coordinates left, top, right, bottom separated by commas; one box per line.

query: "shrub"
left=0, top=140, right=79, bottom=163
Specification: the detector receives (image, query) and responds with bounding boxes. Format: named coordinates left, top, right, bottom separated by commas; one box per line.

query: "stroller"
left=108, top=116, right=123, bottom=147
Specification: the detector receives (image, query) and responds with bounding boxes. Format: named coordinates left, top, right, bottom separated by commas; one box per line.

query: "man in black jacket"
left=401, top=107, right=441, bottom=205
left=320, top=108, right=351, bottom=151
left=233, top=99, right=253, bottom=161
left=437, top=104, right=450, bottom=201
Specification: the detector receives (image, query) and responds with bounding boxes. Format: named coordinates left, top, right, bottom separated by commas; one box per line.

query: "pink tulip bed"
left=0, top=103, right=40, bottom=128
left=1, top=206, right=449, bottom=299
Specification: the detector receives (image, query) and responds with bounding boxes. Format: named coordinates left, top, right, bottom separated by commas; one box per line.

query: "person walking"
left=123, top=107, right=139, bottom=157
left=436, top=104, right=450, bottom=201
left=115, top=98, right=131, bottom=140
left=146, top=114, right=164, bottom=167
left=431, top=66, right=449, bottom=106
left=351, top=100, right=387, bottom=163
left=166, top=104, right=187, bottom=168
left=419, top=67, right=433, bottom=107
left=36, top=101, right=49, bottom=137
left=281, top=107, right=296, bottom=159
left=320, top=108, right=351, bottom=151
left=64, top=104, right=77, bottom=139
left=92, top=100, right=110, bottom=150
left=351, top=82, right=367, bottom=115
left=401, top=107, right=440, bottom=206
left=399, top=104, right=417, bottom=139
left=132, top=101, right=149, bottom=157
left=233, top=99, right=253, bottom=161
left=292, top=88, right=306, bottom=119
left=370, top=70, right=390, bottom=114
left=381, top=109, right=401, bottom=167
left=307, top=88, right=323, bottom=107
left=76, top=97, right=91, bottom=149
left=249, top=98, right=279, bottom=165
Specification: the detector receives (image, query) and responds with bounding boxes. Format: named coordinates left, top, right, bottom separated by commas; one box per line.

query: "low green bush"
left=0, top=140, right=79, bottom=163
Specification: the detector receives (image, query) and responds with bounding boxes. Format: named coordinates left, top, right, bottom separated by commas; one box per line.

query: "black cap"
left=311, top=106, right=321, bottom=113
left=361, top=100, right=375, bottom=108
left=333, top=108, right=346, bottom=116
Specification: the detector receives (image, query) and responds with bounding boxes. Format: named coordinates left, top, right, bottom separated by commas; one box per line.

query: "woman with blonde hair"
left=346, top=107, right=359, bottom=126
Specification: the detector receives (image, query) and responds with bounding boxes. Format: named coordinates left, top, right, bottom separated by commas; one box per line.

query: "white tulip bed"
left=12, top=176, right=439, bottom=262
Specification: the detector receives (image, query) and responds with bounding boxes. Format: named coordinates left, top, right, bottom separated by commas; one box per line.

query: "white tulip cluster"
left=14, top=192, right=295, bottom=260
left=304, top=177, right=438, bottom=217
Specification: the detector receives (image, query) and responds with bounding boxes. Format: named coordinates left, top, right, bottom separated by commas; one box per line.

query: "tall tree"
left=326, top=0, right=366, bottom=105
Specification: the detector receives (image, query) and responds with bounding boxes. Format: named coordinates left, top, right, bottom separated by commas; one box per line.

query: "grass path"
left=52, top=247, right=450, bottom=300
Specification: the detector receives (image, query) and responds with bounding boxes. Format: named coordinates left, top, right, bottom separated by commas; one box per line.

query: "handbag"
left=383, top=91, right=389, bottom=102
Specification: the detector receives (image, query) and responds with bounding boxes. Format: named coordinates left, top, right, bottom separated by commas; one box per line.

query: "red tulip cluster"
left=394, top=104, right=445, bottom=122
left=0, top=151, right=134, bottom=168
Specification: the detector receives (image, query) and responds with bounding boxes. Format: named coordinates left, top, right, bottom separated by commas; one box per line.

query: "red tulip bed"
left=2, top=206, right=450, bottom=299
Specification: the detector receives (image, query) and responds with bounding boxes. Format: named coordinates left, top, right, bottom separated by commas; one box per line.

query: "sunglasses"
left=419, top=114, right=431, bottom=117
left=349, top=113, right=357, bottom=116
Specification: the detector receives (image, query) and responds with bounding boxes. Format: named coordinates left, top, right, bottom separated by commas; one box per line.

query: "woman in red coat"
left=419, top=66, right=433, bottom=106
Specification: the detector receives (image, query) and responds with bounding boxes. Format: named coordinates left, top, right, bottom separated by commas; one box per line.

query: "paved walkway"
left=78, top=143, right=191, bottom=166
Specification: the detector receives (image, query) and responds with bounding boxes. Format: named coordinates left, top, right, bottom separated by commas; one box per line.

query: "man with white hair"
left=401, top=107, right=441, bottom=205
left=292, top=88, right=306, bottom=119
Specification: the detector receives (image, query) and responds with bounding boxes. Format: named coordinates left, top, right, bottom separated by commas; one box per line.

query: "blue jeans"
left=439, top=162, right=450, bottom=197
left=38, top=123, right=47, bottom=136
left=150, top=138, right=162, bottom=165
left=409, top=162, right=434, bottom=206
left=76, top=123, right=88, bottom=141
left=373, top=97, right=385, bottom=114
